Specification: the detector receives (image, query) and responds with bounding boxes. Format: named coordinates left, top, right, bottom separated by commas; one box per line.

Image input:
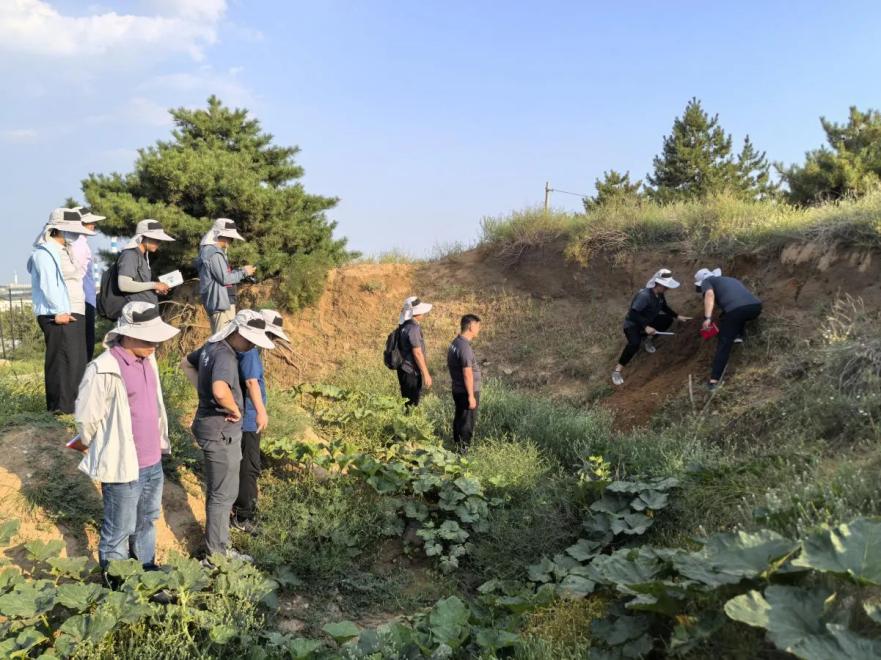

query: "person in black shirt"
left=695, top=268, right=763, bottom=390
left=447, top=314, right=482, bottom=452
left=612, top=269, right=691, bottom=386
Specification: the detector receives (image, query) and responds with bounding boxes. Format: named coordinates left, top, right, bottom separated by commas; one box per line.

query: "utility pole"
left=544, top=181, right=551, bottom=214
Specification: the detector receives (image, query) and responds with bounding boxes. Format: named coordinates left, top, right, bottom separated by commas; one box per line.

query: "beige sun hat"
left=215, top=218, right=245, bottom=242
left=646, top=268, right=680, bottom=289
left=261, top=309, right=290, bottom=342
left=399, top=296, right=432, bottom=323
left=694, top=268, right=722, bottom=287
left=73, top=206, right=106, bottom=224
left=47, top=208, right=96, bottom=235
left=105, top=302, right=180, bottom=345
left=124, top=219, right=175, bottom=249
left=208, top=309, right=275, bottom=349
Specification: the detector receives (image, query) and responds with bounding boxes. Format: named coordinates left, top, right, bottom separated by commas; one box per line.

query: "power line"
left=544, top=181, right=591, bottom=212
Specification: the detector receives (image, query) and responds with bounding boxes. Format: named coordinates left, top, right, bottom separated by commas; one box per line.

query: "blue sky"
left=3, top=1, right=881, bottom=282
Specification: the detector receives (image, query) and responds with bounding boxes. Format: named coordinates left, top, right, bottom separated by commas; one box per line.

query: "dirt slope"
left=195, top=239, right=881, bottom=429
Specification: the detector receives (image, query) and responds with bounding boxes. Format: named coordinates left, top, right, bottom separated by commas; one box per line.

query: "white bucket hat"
left=124, top=219, right=175, bottom=248
left=646, top=268, right=680, bottom=289
left=261, top=309, right=290, bottom=342
left=47, top=208, right=96, bottom=235
left=694, top=268, right=722, bottom=287
left=208, top=309, right=275, bottom=350
left=74, top=206, right=106, bottom=224
left=105, top=301, right=180, bottom=345
left=215, top=218, right=245, bottom=242
left=399, top=296, right=433, bottom=323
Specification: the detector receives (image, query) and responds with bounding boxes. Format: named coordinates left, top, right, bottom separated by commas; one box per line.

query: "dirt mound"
left=168, top=239, right=881, bottom=430
left=0, top=426, right=204, bottom=562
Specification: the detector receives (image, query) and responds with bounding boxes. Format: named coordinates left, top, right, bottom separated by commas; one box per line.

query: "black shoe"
left=231, top=516, right=259, bottom=536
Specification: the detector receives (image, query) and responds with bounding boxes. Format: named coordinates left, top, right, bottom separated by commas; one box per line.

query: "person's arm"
left=212, top=380, right=241, bottom=422
left=117, top=250, right=168, bottom=294
left=34, top=251, right=73, bottom=323
left=74, top=365, right=106, bottom=448
left=209, top=252, right=246, bottom=286
left=180, top=355, right=199, bottom=389
left=412, top=347, right=432, bottom=388
left=702, top=289, right=716, bottom=329
left=245, top=378, right=268, bottom=432
left=463, top=367, right=477, bottom=409
left=118, top=275, right=160, bottom=293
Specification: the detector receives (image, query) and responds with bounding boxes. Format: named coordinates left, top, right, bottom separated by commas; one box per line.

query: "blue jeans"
left=99, top=462, right=164, bottom=569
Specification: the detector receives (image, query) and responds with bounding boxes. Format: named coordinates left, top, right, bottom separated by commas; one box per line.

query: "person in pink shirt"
left=70, top=206, right=106, bottom=360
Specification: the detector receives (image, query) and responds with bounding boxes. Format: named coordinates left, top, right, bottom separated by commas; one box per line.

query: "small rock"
left=278, top=618, right=307, bottom=634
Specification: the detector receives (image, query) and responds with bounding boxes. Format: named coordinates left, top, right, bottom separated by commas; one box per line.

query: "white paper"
left=158, top=270, right=183, bottom=287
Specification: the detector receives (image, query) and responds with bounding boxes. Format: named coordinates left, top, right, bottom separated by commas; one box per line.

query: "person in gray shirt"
left=695, top=268, right=763, bottom=389
left=396, top=296, right=433, bottom=407
left=181, top=310, right=275, bottom=563
left=447, top=314, right=482, bottom=452
left=117, top=220, right=176, bottom=305
left=195, top=218, right=256, bottom=333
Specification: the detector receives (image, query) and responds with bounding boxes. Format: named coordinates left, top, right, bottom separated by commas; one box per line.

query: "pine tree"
left=735, top=136, right=779, bottom=200
left=646, top=98, right=737, bottom=202
left=82, top=96, right=350, bottom=310
left=583, top=170, right=642, bottom=211
left=779, top=106, right=881, bottom=204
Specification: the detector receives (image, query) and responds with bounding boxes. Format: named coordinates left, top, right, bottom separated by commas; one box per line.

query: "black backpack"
left=96, top=257, right=127, bottom=321
left=383, top=324, right=404, bottom=370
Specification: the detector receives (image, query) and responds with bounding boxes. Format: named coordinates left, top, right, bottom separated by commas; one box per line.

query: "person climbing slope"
left=612, top=269, right=691, bottom=386
left=694, top=268, right=763, bottom=390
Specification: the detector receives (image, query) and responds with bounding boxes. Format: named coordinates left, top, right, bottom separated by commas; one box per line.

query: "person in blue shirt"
left=231, top=308, right=290, bottom=533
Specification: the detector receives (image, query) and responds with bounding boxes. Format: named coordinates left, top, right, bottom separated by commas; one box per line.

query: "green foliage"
left=81, top=96, right=350, bottom=311
left=646, top=97, right=777, bottom=202
left=780, top=106, right=881, bottom=204
left=584, top=170, right=643, bottom=211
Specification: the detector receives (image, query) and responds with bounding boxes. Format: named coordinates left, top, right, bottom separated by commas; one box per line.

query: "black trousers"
left=37, top=313, right=86, bottom=414
left=711, top=303, right=762, bottom=380
left=397, top=369, right=423, bottom=407
left=452, top=391, right=480, bottom=450
left=85, top=303, right=96, bottom=362
left=233, top=431, right=261, bottom=521
left=617, top=313, right=674, bottom=366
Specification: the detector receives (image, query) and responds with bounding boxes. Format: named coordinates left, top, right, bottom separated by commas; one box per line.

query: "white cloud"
left=138, top=70, right=256, bottom=107
left=0, top=0, right=227, bottom=60
left=1, top=128, right=39, bottom=143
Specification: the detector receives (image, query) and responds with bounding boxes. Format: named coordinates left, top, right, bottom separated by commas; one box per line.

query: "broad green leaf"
left=793, top=518, right=881, bottom=584
left=59, top=611, right=117, bottom=643
left=565, top=538, right=603, bottom=562
left=105, top=558, right=143, bottom=580
left=428, top=596, right=470, bottom=648
left=56, top=582, right=104, bottom=612
left=825, top=624, right=881, bottom=659
left=101, top=591, right=152, bottom=624
left=631, top=490, right=669, bottom=511
left=0, top=520, right=21, bottom=547
left=863, top=599, right=881, bottom=624
left=669, top=613, right=725, bottom=657
left=592, top=613, right=652, bottom=646
left=587, top=549, right=663, bottom=587
left=47, top=556, right=90, bottom=580
left=527, top=556, right=555, bottom=583
left=675, top=529, right=798, bottom=587
left=0, top=581, right=56, bottom=618
left=322, top=620, right=360, bottom=643
left=590, top=494, right=632, bottom=516
left=0, top=567, right=23, bottom=590
left=725, top=585, right=837, bottom=658
left=558, top=575, right=596, bottom=599
left=610, top=512, right=653, bottom=536
left=453, top=477, right=482, bottom=497
left=473, top=627, right=519, bottom=651
left=0, top=627, right=48, bottom=656
left=165, top=555, right=211, bottom=592
left=24, top=539, right=64, bottom=563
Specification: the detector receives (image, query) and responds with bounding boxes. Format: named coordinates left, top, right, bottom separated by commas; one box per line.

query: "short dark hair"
left=461, top=314, right=481, bottom=332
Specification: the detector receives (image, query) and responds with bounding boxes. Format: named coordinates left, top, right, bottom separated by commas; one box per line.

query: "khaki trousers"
left=209, top=306, right=237, bottom=334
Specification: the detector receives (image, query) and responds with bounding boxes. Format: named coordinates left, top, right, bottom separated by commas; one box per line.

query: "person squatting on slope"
left=196, top=219, right=257, bottom=333
left=181, top=310, right=275, bottom=562
left=70, top=206, right=106, bottom=361
left=396, top=296, right=434, bottom=407
left=447, top=314, right=482, bottom=452
left=612, top=269, right=691, bottom=386
left=116, top=219, right=176, bottom=307
left=27, top=209, right=96, bottom=413
left=72, top=302, right=180, bottom=585
left=695, top=268, right=763, bottom=390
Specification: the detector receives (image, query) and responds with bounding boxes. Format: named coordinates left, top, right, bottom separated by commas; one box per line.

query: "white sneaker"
left=734, top=337, right=744, bottom=344
left=611, top=371, right=624, bottom=386
left=644, top=337, right=656, bottom=353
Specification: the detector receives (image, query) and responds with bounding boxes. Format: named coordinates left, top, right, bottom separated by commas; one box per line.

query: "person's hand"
left=423, top=373, right=433, bottom=389
left=154, top=282, right=171, bottom=295
left=54, top=313, right=74, bottom=324
left=242, top=265, right=256, bottom=277
left=468, top=395, right=478, bottom=410
left=225, top=408, right=242, bottom=423
left=645, top=326, right=657, bottom=335
left=256, top=410, right=269, bottom=433
left=702, top=318, right=713, bottom=330
left=677, top=315, right=693, bottom=322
